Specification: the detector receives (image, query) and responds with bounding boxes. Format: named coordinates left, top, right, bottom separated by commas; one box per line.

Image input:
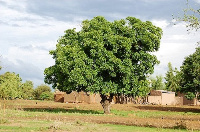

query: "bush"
left=39, top=91, right=54, bottom=101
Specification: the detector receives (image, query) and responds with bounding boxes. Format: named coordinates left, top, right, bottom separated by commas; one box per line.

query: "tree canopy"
left=44, top=16, right=162, bottom=113
left=165, top=62, right=181, bottom=92
left=180, top=47, right=200, bottom=99
left=34, top=84, right=53, bottom=100
left=0, top=72, right=22, bottom=99
left=150, top=75, right=165, bottom=90
left=21, top=80, right=34, bottom=100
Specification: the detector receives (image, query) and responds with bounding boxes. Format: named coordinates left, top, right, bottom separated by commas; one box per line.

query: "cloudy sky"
left=0, top=0, right=199, bottom=88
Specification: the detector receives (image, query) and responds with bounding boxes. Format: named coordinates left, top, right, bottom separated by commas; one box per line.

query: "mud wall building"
left=148, top=90, right=183, bottom=105
left=54, top=91, right=101, bottom=104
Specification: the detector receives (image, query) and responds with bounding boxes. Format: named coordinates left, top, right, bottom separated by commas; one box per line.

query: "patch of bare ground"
left=1, top=100, right=200, bottom=130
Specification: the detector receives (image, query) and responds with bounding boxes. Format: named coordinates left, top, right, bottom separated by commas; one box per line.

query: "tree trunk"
left=100, top=94, right=113, bottom=114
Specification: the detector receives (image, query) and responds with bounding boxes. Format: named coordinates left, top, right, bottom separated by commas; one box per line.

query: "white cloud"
left=194, top=0, right=200, bottom=4
left=152, top=22, right=199, bottom=77
left=152, top=19, right=170, bottom=29
left=0, top=0, right=81, bottom=87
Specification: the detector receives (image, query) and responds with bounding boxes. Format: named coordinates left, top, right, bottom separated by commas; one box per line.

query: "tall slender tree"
left=165, top=62, right=180, bottom=92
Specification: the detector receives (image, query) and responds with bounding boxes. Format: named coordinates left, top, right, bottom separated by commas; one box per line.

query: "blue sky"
left=0, top=0, right=199, bottom=87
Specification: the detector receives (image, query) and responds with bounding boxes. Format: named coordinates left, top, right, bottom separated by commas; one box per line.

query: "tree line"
left=0, top=71, right=54, bottom=100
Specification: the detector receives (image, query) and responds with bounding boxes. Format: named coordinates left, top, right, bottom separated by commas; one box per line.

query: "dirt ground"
left=1, top=100, right=200, bottom=130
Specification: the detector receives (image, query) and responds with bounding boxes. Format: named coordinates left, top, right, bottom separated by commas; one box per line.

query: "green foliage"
left=174, top=0, right=200, bottom=31
left=0, top=72, right=22, bottom=99
left=39, top=91, right=54, bottom=101
left=44, top=16, right=162, bottom=97
left=185, top=92, right=196, bottom=100
left=21, top=81, right=34, bottom=100
left=150, top=75, right=165, bottom=90
left=34, top=84, right=53, bottom=100
left=180, top=47, right=200, bottom=99
left=165, top=62, right=181, bottom=92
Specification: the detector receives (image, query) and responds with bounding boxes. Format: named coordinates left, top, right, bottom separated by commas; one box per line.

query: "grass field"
left=0, top=100, right=200, bottom=132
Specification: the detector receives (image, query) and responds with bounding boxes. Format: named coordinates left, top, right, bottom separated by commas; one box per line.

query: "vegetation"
left=179, top=47, right=200, bottom=100
left=21, top=81, right=34, bottom=100
left=0, top=72, right=53, bottom=100
left=174, top=0, right=200, bottom=31
left=34, top=84, right=53, bottom=100
left=0, top=100, right=200, bottom=131
left=165, top=62, right=181, bottom=92
left=150, top=75, right=165, bottom=90
left=0, top=72, right=22, bottom=99
left=44, top=16, right=162, bottom=114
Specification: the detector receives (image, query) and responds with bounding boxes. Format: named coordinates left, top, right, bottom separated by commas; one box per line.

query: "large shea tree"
left=44, top=16, right=162, bottom=114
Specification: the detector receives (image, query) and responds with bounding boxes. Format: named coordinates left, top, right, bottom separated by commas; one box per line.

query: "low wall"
left=174, top=97, right=183, bottom=105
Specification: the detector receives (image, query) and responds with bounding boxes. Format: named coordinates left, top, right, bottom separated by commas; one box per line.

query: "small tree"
left=0, top=72, right=22, bottom=99
left=44, top=16, right=162, bottom=114
left=150, top=75, right=165, bottom=90
left=21, top=81, right=34, bottom=100
left=40, top=91, right=54, bottom=101
left=34, top=84, right=52, bottom=100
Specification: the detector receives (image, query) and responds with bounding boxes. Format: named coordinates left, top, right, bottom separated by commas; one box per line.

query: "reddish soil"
left=1, top=100, right=200, bottom=130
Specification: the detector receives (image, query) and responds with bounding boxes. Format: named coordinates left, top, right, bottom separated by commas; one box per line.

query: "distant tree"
left=40, top=91, right=54, bottom=101
left=180, top=47, right=200, bottom=100
left=150, top=75, right=165, bottom=90
left=0, top=72, right=22, bottom=99
left=21, top=81, right=34, bottom=100
left=44, top=16, right=162, bottom=114
left=165, top=62, right=181, bottom=92
left=34, top=84, right=53, bottom=100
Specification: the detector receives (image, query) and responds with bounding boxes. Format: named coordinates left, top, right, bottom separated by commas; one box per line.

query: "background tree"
left=180, top=47, right=200, bottom=100
left=174, top=0, right=200, bottom=31
left=44, top=16, right=162, bottom=114
left=34, top=84, right=53, bottom=100
left=164, top=62, right=181, bottom=92
left=150, top=75, right=165, bottom=90
left=39, top=91, right=54, bottom=101
left=21, top=81, right=34, bottom=100
left=0, top=72, right=22, bottom=99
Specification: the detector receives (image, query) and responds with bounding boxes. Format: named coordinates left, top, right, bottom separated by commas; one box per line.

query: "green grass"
left=111, top=109, right=199, bottom=118
left=104, top=124, right=191, bottom=132
left=23, top=107, right=104, bottom=115
left=0, top=121, right=195, bottom=132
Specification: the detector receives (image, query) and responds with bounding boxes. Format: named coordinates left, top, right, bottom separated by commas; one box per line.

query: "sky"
left=0, top=0, right=199, bottom=88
